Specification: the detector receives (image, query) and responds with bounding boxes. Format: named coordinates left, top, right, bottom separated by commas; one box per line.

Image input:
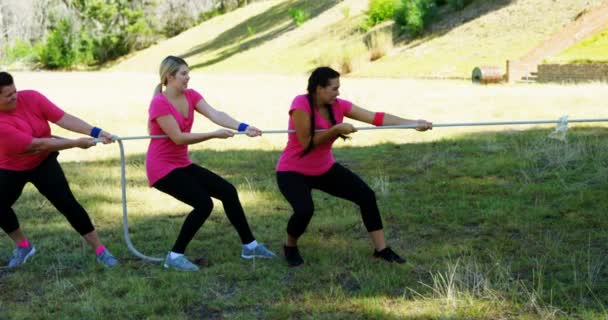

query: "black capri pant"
left=276, top=163, right=383, bottom=238
left=153, top=164, right=255, bottom=254
left=0, top=152, right=95, bottom=236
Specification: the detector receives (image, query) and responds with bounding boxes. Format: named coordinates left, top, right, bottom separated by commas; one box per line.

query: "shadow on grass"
left=391, top=0, right=515, bottom=47
left=3, top=127, right=608, bottom=317
left=183, top=0, right=341, bottom=69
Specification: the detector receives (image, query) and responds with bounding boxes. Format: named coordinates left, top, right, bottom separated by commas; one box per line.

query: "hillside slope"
left=546, top=27, right=608, bottom=63
left=111, top=0, right=604, bottom=78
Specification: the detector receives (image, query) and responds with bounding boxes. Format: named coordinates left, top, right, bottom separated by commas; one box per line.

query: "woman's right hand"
left=75, top=137, right=96, bottom=149
left=212, top=129, right=235, bottom=139
left=334, top=123, right=357, bottom=135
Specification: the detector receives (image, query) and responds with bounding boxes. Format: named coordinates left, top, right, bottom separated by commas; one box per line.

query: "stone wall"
left=537, top=64, right=608, bottom=83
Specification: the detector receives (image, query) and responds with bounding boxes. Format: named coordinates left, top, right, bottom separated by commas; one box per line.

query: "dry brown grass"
left=358, top=0, right=606, bottom=77
left=366, top=27, right=394, bottom=62
left=110, top=0, right=605, bottom=79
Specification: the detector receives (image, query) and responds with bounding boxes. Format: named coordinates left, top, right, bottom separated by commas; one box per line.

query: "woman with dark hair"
left=276, top=67, right=432, bottom=267
left=0, top=71, right=118, bottom=268
left=147, top=56, right=276, bottom=271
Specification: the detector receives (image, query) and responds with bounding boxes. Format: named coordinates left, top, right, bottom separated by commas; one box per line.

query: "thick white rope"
left=100, top=118, right=608, bottom=262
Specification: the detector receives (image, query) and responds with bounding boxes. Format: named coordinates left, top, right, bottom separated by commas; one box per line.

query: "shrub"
left=394, top=0, right=438, bottom=37
left=37, top=19, right=77, bottom=69
left=1, top=40, right=37, bottom=65
left=289, top=8, right=310, bottom=27
left=75, top=31, right=96, bottom=66
left=367, top=0, right=399, bottom=26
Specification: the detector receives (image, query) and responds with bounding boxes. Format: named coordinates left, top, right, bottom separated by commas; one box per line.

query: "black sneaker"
left=283, top=245, right=304, bottom=267
left=373, top=247, right=406, bottom=264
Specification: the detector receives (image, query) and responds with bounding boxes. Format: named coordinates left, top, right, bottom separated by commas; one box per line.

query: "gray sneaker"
left=241, top=243, right=277, bottom=259
left=96, top=249, right=118, bottom=267
left=163, top=253, right=199, bottom=271
left=7, top=245, right=36, bottom=269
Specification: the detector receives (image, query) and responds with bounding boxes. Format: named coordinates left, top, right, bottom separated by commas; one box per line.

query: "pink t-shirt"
left=146, top=89, right=203, bottom=186
left=0, top=90, right=65, bottom=171
left=276, top=94, right=352, bottom=176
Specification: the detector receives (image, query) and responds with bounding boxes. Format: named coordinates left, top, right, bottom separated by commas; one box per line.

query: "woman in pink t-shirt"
left=0, top=72, right=118, bottom=269
left=276, top=67, right=432, bottom=267
left=147, top=56, right=276, bottom=271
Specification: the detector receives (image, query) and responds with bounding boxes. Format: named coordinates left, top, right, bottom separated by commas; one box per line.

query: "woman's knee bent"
left=287, top=207, right=314, bottom=237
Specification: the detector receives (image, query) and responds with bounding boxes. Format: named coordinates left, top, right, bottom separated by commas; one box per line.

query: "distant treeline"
left=0, top=0, right=253, bottom=69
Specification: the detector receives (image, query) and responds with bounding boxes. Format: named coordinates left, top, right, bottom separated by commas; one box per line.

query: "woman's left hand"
left=245, top=125, right=262, bottom=137
left=415, top=119, right=433, bottom=131
left=98, top=130, right=115, bottom=144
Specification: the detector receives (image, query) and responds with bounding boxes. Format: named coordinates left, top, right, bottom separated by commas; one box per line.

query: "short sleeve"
left=337, top=98, right=353, bottom=115
left=0, top=123, right=32, bottom=155
left=30, top=91, right=64, bottom=123
left=289, top=95, right=312, bottom=115
left=186, top=89, right=203, bottom=107
left=149, top=95, right=173, bottom=121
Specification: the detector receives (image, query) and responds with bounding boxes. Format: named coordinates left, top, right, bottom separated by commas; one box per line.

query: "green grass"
left=1, top=127, right=608, bottom=319
left=545, top=28, right=608, bottom=64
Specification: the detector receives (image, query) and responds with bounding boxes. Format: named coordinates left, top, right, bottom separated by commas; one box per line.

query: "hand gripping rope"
left=93, top=117, right=608, bottom=262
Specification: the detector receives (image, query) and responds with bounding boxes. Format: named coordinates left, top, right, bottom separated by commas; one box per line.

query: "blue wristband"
left=90, top=127, right=102, bottom=138
left=238, top=123, right=249, bottom=132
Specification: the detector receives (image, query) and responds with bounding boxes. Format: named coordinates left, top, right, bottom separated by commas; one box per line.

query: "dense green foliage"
left=365, top=0, right=473, bottom=36
left=37, top=19, right=78, bottom=69
left=367, top=0, right=400, bottom=26
left=0, top=0, right=250, bottom=69
left=7, top=0, right=154, bottom=69
left=394, top=0, right=438, bottom=36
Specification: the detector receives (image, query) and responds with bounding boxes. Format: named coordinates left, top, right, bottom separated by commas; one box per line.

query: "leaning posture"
left=276, top=67, right=432, bottom=267
left=0, top=72, right=118, bottom=268
left=147, top=56, right=276, bottom=271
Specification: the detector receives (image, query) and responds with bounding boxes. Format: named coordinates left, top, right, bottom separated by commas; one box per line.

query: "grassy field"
left=545, top=28, right=608, bottom=64
left=0, top=73, right=607, bottom=318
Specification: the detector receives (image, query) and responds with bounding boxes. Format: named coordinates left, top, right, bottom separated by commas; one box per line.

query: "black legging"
left=0, top=152, right=95, bottom=236
left=153, top=164, right=255, bottom=254
left=276, top=163, right=383, bottom=238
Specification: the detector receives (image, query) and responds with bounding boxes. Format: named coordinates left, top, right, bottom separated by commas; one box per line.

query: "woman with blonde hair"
left=146, top=56, right=276, bottom=271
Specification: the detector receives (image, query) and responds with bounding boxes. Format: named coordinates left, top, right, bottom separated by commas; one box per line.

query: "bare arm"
left=22, top=136, right=96, bottom=154
left=155, top=114, right=233, bottom=145
left=195, top=97, right=261, bottom=137
left=345, top=104, right=432, bottom=131
left=21, top=112, right=116, bottom=154
left=292, top=109, right=356, bottom=149
left=55, top=113, right=114, bottom=143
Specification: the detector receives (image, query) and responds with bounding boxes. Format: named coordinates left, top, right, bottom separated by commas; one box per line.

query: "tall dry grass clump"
left=366, top=29, right=394, bottom=61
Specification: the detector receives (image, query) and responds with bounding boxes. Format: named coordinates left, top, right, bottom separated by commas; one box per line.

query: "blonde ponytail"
left=154, top=56, right=188, bottom=99
left=153, top=83, right=163, bottom=98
